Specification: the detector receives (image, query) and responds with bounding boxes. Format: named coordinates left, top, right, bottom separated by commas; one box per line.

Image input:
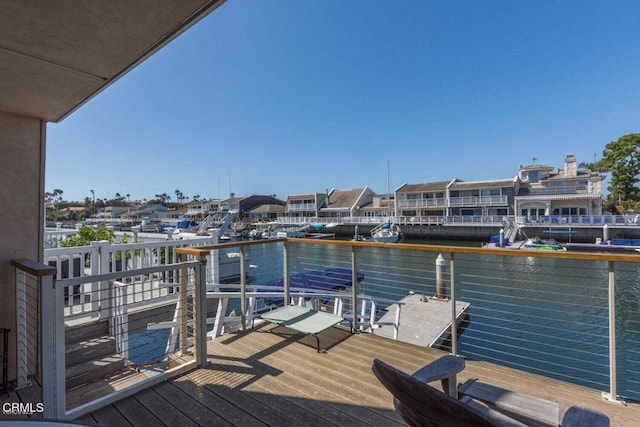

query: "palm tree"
left=51, top=189, right=63, bottom=219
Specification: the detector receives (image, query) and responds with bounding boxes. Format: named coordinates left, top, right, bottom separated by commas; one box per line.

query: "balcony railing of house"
left=396, top=216, right=446, bottom=226
left=517, top=215, right=640, bottom=226
left=443, top=215, right=507, bottom=225
left=275, top=214, right=640, bottom=228
left=15, top=236, right=640, bottom=419
left=397, top=198, right=448, bottom=209
left=448, top=194, right=509, bottom=207
left=529, top=185, right=588, bottom=195
left=287, top=203, right=317, bottom=212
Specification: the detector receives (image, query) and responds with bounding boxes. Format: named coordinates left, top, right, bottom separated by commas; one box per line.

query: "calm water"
left=244, top=239, right=640, bottom=401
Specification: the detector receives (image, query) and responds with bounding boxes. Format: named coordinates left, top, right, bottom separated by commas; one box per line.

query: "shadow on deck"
left=4, top=323, right=639, bottom=426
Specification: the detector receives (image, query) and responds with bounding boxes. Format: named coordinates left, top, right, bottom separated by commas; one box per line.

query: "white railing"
left=444, top=215, right=506, bottom=225
left=397, top=198, right=447, bottom=209
left=448, top=194, right=509, bottom=207
left=530, top=185, right=588, bottom=195
left=44, top=235, right=218, bottom=318
left=276, top=214, right=640, bottom=228
left=44, top=228, right=79, bottom=248
left=287, top=203, right=318, bottom=212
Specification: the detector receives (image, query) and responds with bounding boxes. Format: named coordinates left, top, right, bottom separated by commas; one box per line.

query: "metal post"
left=177, top=256, right=188, bottom=354
left=41, top=274, right=66, bottom=419
left=240, top=246, right=247, bottom=331
left=195, top=255, right=208, bottom=366
left=351, top=246, right=358, bottom=333
left=603, top=261, right=625, bottom=404
left=450, top=253, right=457, bottom=356
left=499, top=228, right=505, bottom=247
left=283, top=242, right=290, bottom=305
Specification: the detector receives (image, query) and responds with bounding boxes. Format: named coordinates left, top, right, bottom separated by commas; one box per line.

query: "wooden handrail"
left=11, top=259, right=57, bottom=276
left=179, top=238, right=640, bottom=263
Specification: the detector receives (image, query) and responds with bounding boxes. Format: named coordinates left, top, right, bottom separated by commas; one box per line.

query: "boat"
left=365, top=219, right=401, bottom=243
left=520, top=236, right=566, bottom=251
left=366, top=161, right=401, bottom=243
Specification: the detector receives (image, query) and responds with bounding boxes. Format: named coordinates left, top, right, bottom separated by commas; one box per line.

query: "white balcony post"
left=351, top=246, right=358, bottom=332
left=90, top=241, right=101, bottom=312
left=450, top=253, right=457, bottom=356
left=41, top=274, right=66, bottom=419
left=240, top=246, right=247, bottom=331
left=283, top=242, right=290, bottom=305
left=603, top=261, right=625, bottom=404
left=194, top=255, right=208, bottom=366
left=95, top=240, right=112, bottom=319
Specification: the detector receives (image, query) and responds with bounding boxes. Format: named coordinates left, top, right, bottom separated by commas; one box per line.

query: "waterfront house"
left=101, top=205, right=132, bottom=220
left=515, top=153, right=605, bottom=222
left=246, top=203, right=286, bottom=221
left=185, top=199, right=224, bottom=220
left=319, top=187, right=376, bottom=220
left=359, top=194, right=395, bottom=219
left=395, top=180, right=451, bottom=221
left=119, top=204, right=171, bottom=222
left=211, top=194, right=285, bottom=220
left=447, top=177, right=519, bottom=218
left=285, top=193, right=329, bottom=218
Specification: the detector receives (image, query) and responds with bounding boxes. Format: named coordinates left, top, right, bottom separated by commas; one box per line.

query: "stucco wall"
left=0, top=110, right=45, bottom=382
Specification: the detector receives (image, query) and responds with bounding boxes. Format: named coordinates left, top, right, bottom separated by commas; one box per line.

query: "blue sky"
left=46, top=0, right=640, bottom=203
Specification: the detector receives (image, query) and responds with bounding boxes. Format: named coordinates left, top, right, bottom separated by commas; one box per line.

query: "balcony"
left=6, top=238, right=640, bottom=423
left=287, top=203, right=318, bottom=212
left=529, top=185, right=588, bottom=195
left=397, top=198, right=447, bottom=209
left=448, top=195, right=509, bottom=207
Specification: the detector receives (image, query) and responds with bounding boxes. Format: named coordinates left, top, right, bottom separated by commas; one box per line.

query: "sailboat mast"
left=386, top=160, right=391, bottom=217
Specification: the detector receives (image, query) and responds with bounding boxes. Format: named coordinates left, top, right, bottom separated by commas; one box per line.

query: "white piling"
left=499, top=228, right=505, bottom=247
left=435, top=254, right=446, bottom=299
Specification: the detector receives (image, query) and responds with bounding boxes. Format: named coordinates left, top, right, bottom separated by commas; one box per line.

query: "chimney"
left=564, top=153, right=577, bottom=177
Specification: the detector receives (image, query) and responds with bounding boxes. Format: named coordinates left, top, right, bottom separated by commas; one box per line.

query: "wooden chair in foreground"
left=372, top=357, right=610, bottom=427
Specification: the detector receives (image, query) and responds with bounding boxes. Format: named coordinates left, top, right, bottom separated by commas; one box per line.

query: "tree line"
left=45, top=188, right=204, bottom=221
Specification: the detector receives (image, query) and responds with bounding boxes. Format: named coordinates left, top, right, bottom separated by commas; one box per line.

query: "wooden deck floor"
left=5, top=323, right=639, bottom=425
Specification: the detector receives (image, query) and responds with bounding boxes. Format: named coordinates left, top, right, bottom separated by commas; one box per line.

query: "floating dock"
left=374, top=293, right=470, bottom=348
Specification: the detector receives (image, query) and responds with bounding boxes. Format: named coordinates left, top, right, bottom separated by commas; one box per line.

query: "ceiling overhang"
left=0, top=0, right=226, bottom=123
